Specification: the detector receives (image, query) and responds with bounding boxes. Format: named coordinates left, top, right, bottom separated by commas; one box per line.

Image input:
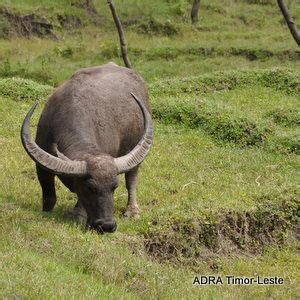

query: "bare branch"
left=107, top=0, right=132, bottom=68
left=191, top=0, right=201, bottom=25
left=277, top=0, right=300, bottom=46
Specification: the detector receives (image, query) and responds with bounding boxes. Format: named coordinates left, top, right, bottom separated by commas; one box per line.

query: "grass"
left=0, top=0, right=300, bottom=84
left=0, top=93, right=299, bottom=298
left=152, top=80, right=299, bottom=152
left=0, top=77, right=52, bottom=101
left=2, top=204, right=298, bottom=299
left=0, top=0, right=299, bottom=298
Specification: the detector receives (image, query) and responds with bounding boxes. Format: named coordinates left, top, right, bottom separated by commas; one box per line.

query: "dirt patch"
left=57, top=14, right=82, bottom=29
left=70, top=0, right=105, bottom=25
left=245, top=0, right=274, bottom=4
left=136, top=18, right=180, bottom=36
left=71, top=0, right=97, bottom=15
left=122, top=17, right=139, bottom=27
left=0, top=5, right=104, bottom=38
left=144, top=197, right=299, bottom=268
left=0, top=8, right=58, bottom=39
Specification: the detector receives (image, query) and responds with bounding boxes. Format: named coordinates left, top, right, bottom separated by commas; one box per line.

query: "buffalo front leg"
left=124, top=167, right=140, bottom=218
left=65, top=200, right=87, bottom=225
left=36, top=165, right=56, bottom=212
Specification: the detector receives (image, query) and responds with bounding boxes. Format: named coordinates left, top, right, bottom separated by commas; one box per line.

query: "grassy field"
left=0, top=0, right=299, bottom=299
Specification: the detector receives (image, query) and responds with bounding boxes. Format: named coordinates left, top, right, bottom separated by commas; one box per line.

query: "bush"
left=266, top=133, right=300, bottom=155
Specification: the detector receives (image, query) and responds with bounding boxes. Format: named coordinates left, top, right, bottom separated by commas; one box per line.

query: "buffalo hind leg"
left=36, top=165, right=56, bottom=212
left=124, top=167, right=140, bottom=218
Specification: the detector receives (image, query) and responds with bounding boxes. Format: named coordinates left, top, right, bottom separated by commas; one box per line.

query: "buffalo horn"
left=114, top=93, right=154, bottom=174
left=21, top=103, right=87, bottom=176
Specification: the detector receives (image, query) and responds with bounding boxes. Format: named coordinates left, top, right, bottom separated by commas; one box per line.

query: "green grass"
left=0, top=0, right=300, bottom=298
left=0, top=0, right=300, bottom=84
left=0, top=91, right=299, bottom=298
left=0, top=77, right=52, bottom=101
left=151, top=78, right=299, bottom=152
left=1, top=35, right=300, bottom=85
left=2, top=202, right=298, bottom=299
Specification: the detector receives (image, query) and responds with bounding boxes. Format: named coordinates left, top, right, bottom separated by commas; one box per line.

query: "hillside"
left=0, top=0, right=299, bottom=299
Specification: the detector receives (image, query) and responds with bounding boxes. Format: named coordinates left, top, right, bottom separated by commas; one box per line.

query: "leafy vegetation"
left=0, top=0, right=299, bottom=298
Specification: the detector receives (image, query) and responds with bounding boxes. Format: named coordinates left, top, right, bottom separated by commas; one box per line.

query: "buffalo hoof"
left=42, top=197, right=57, bottom=212
left=65, top=206, right=87, bottom=225
left=124, top=205, right=140, bottom=219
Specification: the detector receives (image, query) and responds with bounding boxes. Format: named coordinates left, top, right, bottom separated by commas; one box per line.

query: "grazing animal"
left=21, top=62, right=153, bottom=233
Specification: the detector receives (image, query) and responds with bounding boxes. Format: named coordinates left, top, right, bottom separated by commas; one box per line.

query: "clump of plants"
left=267, top=108, right=300, bottom=127
left=0, top=77, right=53, bottom=101
left=150, top=69, right=300, bottom=97
left=266, top=134, right=300, bottom=155
left=245, top=0, right=274, bottom=4
left=136, top=18, right=180, bottom=36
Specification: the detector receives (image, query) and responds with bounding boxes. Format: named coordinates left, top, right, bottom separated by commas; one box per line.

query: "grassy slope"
left=0, top=0, right=299, bottom=299
left=0, top=0, right=300, bottom=84
left=0, top=95, right=299, bottom=299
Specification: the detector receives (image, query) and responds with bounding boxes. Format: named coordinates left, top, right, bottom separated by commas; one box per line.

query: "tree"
left=191, top=0, right=201, bottom=25
left=277, top=0, right=300, bottom=46
left=107, top=0, right=132, bottom=68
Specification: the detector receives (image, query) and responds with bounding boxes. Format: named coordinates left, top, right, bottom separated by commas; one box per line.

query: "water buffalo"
left=21, top=62, right=153, bottom=233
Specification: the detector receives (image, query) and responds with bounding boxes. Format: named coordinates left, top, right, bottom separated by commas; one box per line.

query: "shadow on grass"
left=1, top=193, right=86, bottom=231
left=1, top=191, right=127, bottom=234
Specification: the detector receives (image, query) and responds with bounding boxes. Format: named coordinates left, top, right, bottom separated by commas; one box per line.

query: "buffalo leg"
left=36, top=165, right=56, bottom=212
left=124, top=167, right=140, bottom=218
left=66, top=200, right=87, bottom=225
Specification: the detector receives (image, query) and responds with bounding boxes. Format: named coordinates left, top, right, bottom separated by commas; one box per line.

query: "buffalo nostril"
left=93, top=220, right=117, bottom=233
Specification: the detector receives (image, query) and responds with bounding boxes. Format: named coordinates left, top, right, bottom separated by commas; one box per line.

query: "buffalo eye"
left=111, top=181, right=119, bottom=191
